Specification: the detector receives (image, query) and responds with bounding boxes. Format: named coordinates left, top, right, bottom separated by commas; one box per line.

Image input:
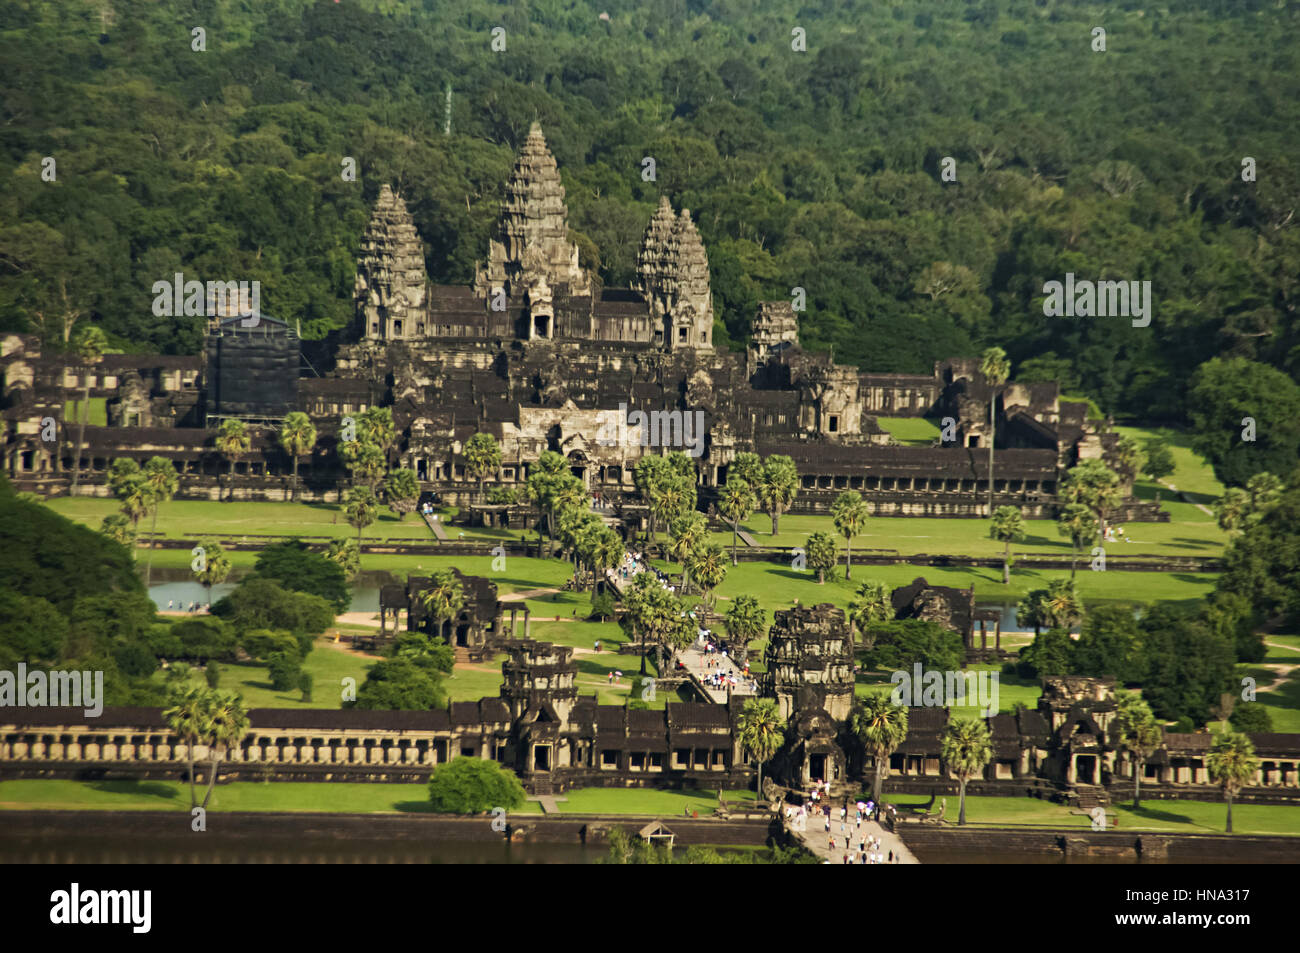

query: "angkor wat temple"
left=2, top=123, right=1159, bottom=521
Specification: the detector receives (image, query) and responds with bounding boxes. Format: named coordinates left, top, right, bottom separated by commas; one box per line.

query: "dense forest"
left=1, top=0, right=1298, bottom=424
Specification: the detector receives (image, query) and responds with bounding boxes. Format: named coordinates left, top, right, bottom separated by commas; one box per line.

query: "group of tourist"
left=786, top=787, right=905, bottom=863
left=697, top=639, right=757, bottom=695
left=165, top=600, right=205, bottom=614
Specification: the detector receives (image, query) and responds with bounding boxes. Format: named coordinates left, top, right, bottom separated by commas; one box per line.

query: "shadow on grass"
left=394, top=800, right=438, bottom=813
left=1121, top=803, right=1197, bottom=825
left=87, top=780, right=180, bottom=801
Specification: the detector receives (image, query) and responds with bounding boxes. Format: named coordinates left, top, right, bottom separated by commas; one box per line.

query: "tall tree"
left=724, top=593, right=765, bottom=666
left=384, top=467, right=420, bottom=520
left=685, top=541, right=727, bottom=608
left=1114, top=693, right=1162, bottom=808
left=830, top=490, right=870, bottom=580
left=848, top=579, right=893, bottom=653
left=279, top=411, right=317, bottom=502
left=852, top=694, right=909, bottom=805
left=68, top=325, right=108, bottom=497
left=1206, top=730, right=1260, bottom=834
left=200, top=691, right=250, bottom=809
left=344, top=485, right=377, bottom=554
left=805, top=531, right=837, bottom=585
left=215, top=419, right=250, bottom=502
left=718, top=475, right=755, bottom=566
left=464, top=432, right=502, bottom=504
left=980, top=346, right=1010, bottom=515
left=141, top=456, right=178, bottom=588
left=1056, top=502, right=1099, bottom=577
left=668, top=511, right=708, bottom=593
left=757, top=455, right=799, bottom=535
left=989, top=505, right=1025, bottom=585
left=941, top=716, right=993, bottom=826
left=737, top=697, right=785, bottom=799
left=418, top=569, right=466, bottom=642
left=1061, top=459, right=1124, bottom=541
left=192, top=537, right=232, bottom=607
left=163, top=687, right=213, bottom=809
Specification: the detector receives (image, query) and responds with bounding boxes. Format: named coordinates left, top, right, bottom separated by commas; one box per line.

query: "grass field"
left=5, top=781, right=1291, bottom=835
left=46, top=498, right=530, bottom=544
left=886, top=793, right=1300, bottom=836
left=709, top=512, right=1227, bottom=561
left=1114, top=425, right=1226, bottom=503
left=0, top=779, right=754, bottom=817
left=856, top=665, right=1043, bottom=714
left=876, top=417, right=943, bottom=446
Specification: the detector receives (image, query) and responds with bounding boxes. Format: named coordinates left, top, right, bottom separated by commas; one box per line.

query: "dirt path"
left=500, top=587, right=562, bottom=602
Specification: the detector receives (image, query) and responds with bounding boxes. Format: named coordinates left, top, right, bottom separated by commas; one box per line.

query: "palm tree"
left=341, top=440, right=386, bottom=489
left=585, top=526, right=624, bottom=593
left=107, top=457, right=141, bottom=497
left=649, top=482, right=686, bottom=552
left=989, top=505, right=1025, bottom=585
left=358, top=406, right=397, bottom=470
left=669, top=511, right=708, bottom=593
left=215, top=419, right=250, bottom=502
left=941, top=716, right=994, bottom=825
left=279, top=411, right=317, bottom=502
left=100, top=512, right=137, bottom=549
left=464, top=432, right=502, bottom=504
left=730, top=451, right=763, bottom=495
left=1115, top=693, right=1163, bottom=808
left=1043, top=577, right=1084, bottom=631
left=805, top=531, right=837, bottom=584
left=979, top=346, right=1010, bottom=516
left=324, top=537, right=361, bottom=579
left=118, top=473, right=153, bottom=538
left=1056, top=502, right=1099, bottom=577
left=419, top=569, right=466, bottom=642
left=831, top=490, right=870, bottom=580
left=192, top=537, right=232, bottom=606
left=718, top=476, right=755, bottom=566
left=384, top=467, right=420, bottom=520
left=200, top=691, right=250, bottom=809
left=1061, top=459, right=1124, bottom=541
left=757, top=455, right=799, bottom=535
left=737, top=697, right=785, bottom=798
left=141, top=456, right=179, bottom=588
left=163, top=687, right=213, bottom=809
left=1206, top=730, right=1260, bottom=833
left=852, top=694, right=910, bottom=805
left=685, top=542, right=728, bottom=609
left=1017, top=589, right=1050, bottom=637
left=67, top=325, right=108, bottom=497
left=724, top=594, right=765, bottom=667
left=848, top=579, right=892, bottom=653
left=344, top=486, right=378, bottom=554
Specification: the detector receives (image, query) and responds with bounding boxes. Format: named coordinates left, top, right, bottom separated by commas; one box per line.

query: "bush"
left=1171, top=716, right=1196, bottom=733
left=427, top=757, right=527, bottom=815
left=241, top=628, right=300, bottom=662
left=212, top=578, right=335, bottom=640
left=298, top=671, right=313, bottom=702
left=862, top=619, right=964, bottom=672
left=267, top=651, right=302, bottom=692
left=205, top=661, right=221, bottom=688
left=171, top=617, right=237, bottom=663
left=115, top=641, right=158, bottom=678
left=1230, top=703, right=1273, bottom=733
left=589, top=591, right=616, bottom=621
left=252, top=540, right=350, bottom=613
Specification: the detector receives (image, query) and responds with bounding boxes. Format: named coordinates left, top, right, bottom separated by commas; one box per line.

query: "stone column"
left=524, top=607, right=531, bottom=639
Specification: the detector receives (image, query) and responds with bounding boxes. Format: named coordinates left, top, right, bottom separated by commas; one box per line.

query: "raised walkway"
left=423, top=512, right=449, bottom=540
left=785, top=812, right=920, bottom=864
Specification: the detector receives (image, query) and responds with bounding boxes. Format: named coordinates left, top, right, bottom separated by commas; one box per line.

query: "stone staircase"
left=453, top=647, right=472, bottom=665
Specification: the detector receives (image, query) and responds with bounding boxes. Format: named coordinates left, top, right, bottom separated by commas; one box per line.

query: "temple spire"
left=355, top=185, right=427, bottom=341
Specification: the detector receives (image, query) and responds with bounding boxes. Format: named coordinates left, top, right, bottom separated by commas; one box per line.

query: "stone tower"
left=634, top=195, right=678, bottom=345
left=354, top=184, right=428, bottom=341
left=500, top=639, right=579, bottom=726
left=762, top=603, right=855, bottom=723
left=474, top=122, right=590, bottom=309
left=662, top=210, right=714, bottom=350
left=748, top=301, right=800, bottom=370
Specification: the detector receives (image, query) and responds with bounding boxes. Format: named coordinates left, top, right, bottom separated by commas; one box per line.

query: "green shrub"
left=427, top=757, right=526, bottom=815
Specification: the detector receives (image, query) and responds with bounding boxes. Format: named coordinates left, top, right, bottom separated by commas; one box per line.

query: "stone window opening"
left=461, top=745, right=476, bottom=758
left=828, top=414, right=839, bottom=433
left=601, top=749, right=618, bottom=768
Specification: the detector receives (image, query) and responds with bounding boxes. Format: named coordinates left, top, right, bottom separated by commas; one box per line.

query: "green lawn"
left=46, top=498, right=529, bottom=544
left=64, top=397, right=107, bottom=427
left=709, top=512, right=1226, bottom=559
left=0, top=779, right=754, bottom=817
left=1114, top=425, right=1226, bottom=503
left=885, top=794, right=1300, bottom=836
left=855, top=665, right=1042, bottom=714
left=876, top=416, right=943, bottom=446
left=157, top=638, right=371, bottom=710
